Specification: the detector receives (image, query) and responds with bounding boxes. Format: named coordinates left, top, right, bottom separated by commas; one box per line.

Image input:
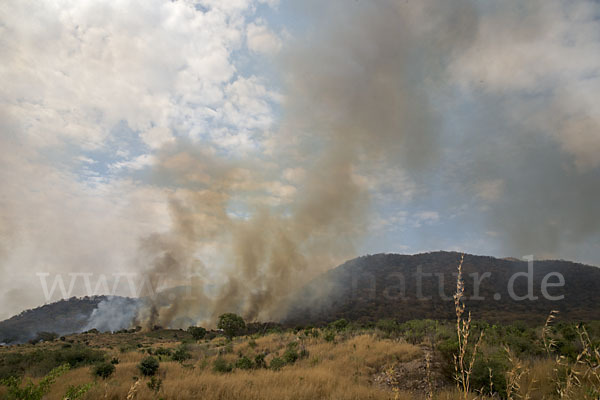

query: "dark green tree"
left=187, top=326, right=207, bottom=341
left=138, top=356, right=159, bottom=376
left=217, top=313, right=246, bottom=339
left=92, top=362, right=115, bottom=379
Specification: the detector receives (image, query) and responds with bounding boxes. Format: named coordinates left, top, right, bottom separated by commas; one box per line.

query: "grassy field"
left=0, top=315, right=599, bottom=400
left=1, top=258, right=599, bottom=399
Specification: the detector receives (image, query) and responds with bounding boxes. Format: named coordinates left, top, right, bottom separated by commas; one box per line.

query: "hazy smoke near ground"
left=84, top=297, right=140, bottom=333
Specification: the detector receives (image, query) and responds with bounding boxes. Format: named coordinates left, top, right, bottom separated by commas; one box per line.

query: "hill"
left=283, top=251, right=600, bottom=326
left=2, top=251, right=599, bottom=343
left=0, top=296, right=138, bottom=344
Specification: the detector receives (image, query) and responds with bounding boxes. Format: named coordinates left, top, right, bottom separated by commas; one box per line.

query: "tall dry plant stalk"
left=453, top=253, right=484, bottom=398
left=488, top=367, right=494, bottom=398
left=577, top=324, right=600, bottom=393
left=542, top=310, right=559, bottom=356
left=383, top=365, right=400, bottom=400
left=543, top=310, right=600, bottom=399
left=126, top=380, right=140, bottom=400
left=504, top=345, right=528, bottom=400
left=425, top=349, right=434, bottom=400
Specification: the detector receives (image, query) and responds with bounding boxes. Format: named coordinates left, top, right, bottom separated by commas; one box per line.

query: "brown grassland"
left=1, top=256, right=599, bottom=399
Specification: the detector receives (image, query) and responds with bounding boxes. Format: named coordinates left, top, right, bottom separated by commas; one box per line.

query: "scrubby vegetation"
left=1, top=262, right=600, bottom=399
left=0, top=314, right=598, bottom=399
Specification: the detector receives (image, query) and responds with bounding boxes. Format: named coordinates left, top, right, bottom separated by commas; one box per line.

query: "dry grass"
left=38, top=332, right=424, bottom=400
left=3, top=256, right=600, bottom=399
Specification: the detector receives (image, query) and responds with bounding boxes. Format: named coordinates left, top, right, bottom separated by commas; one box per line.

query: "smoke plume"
left=134, top=0, right=482, bottom=328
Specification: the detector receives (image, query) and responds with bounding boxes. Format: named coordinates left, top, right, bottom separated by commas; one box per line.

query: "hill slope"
left=2, top=252, right=599, bottom=342
left=283, top=251, right=600, bottom=325
left=0, top=296, right=138, bottom=344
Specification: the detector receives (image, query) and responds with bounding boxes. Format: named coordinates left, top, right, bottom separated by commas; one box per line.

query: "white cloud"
left=140, top=127, right=175, bottom=150
left=247, top=20, right=282, bottom=54
left=413, top=211, right=440, bottom=227
left=0, top=0, right=278, bottom=153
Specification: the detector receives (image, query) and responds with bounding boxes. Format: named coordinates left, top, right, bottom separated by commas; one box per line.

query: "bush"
left=213, top=357, right=232, bottom=373
left=187, top=326, right=207, bottom=341
left=376, top=319, right=400, bottom=336
left=470, top=355, right=509, bottom=397
left=64, top=383, right=94, bottom=399
left=399, top=319, right=440, bottom=344
left=269, top=357, right=286, bottom=371
left=171, top=345, right=190, bottom=362
left=138, top=356, right=159, bottom=377
left=154, top=347, right=172, bottom=357
left=55, top=346, right=105, bottom=368
left=324, top=331, right=336, bottom=342
left=0, top=345, right=105, bottom=380
left=93, top=362, right=115, bottom=379
left=299, top=348, right=310, bottom=359
left=283, top=347, right=299, bottom=364
left=147, top=376, right=162, bottom=392
left=1, top=364, right=70, bottom=400
left=330, top=319, right=349, bottom=332
left=235, top=356, right=253, bottom=370
left=254, top=354, right=266, bottom=369
left=110, top=357, right=119, bottom=365
left=217, top=313, right=246, bottom=339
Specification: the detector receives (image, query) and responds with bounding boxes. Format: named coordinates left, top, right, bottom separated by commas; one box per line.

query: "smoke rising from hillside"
left=2, top=0, right=599, bottom=325
left=135, top=0, right=482, bottom=328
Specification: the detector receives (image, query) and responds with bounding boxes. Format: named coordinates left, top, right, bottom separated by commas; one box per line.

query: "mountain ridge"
left=2, top=251, right=599, bottom=343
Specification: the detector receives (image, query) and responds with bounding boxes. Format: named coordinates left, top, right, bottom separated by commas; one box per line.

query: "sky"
left=1, top=0, right=599, bottom=320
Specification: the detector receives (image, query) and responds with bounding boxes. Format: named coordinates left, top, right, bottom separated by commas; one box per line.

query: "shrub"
left=212, top=357, right=232, bottom=373
left=188, top=326, right=207, bottom=341
left=217, top=313, right=246, bottom=339
left=223, top=343, right=234, bottom=354
left=147, top=376, right=162, bottom=392
left=154, top=347, right=172, bottom=357
left=254, top=354, right=266, bottom=369
left=171, top=345, right=190, bottom=362
left=0, top=364, right=69, bottom=400
left=299, top=348, right=310, bottom=359
left=93, top=362, right=115, bottom=379
left=110, top=357, right=119, bottom=365
left=283, top=348, right=299, bottom=364
left=399, top=319, right=440, bottom=344
left=324, top=331, right=336, bottom=343
left=470, top=355, right=509, bottom=397
left=376, top=319, right=400, bottom=337
left=64, top=383, right=94, bottom=399
left=235, top=356, right=253, bottom=370
left=330, top=319, right=349, bottom=332
left=55, top=346, right=106, bottom=368
left=269, top=357, right=286, bottom=371
left=138, top=356, right=159, bottom=377
left=0, top=345, right=105, bottom=380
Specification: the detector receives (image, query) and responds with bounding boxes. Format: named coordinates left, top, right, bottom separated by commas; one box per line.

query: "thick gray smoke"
left=133, top=0, right=483, bottom=328
left=130, top=0, right=599, bottom=328
left=448, top=0, right=600, bottom=259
